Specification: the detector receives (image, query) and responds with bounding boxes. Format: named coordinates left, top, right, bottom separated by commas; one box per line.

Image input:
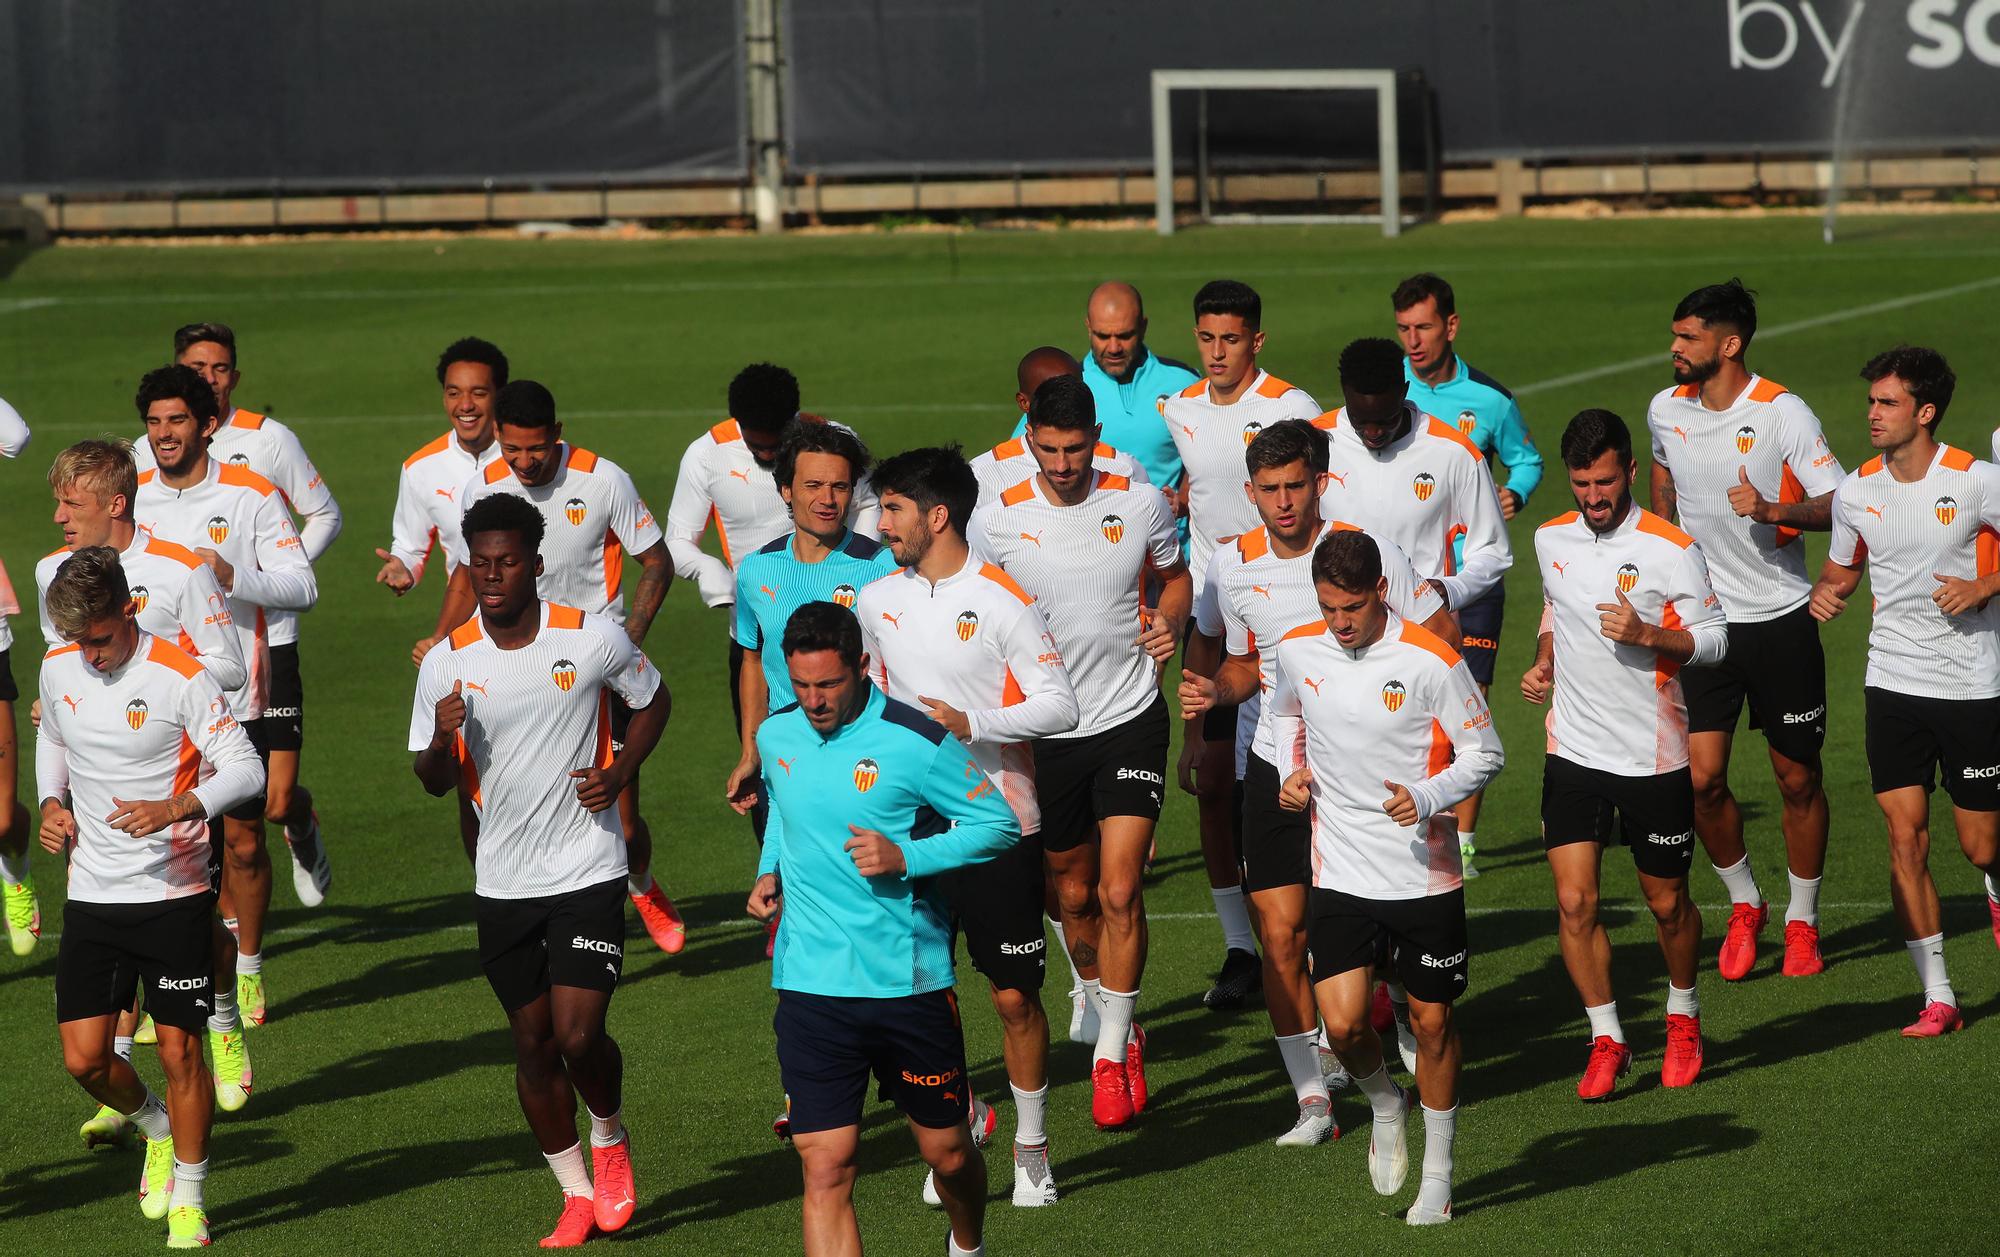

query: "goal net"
left=1150, top=69, right=1436, bottom=237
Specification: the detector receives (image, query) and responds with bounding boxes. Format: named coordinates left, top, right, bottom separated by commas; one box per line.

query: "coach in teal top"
left=751, top=608, right=1019, bottom=997
left=728, top=422, right=895, bottom=836
left=1010, top=281, right=1198, bottom=495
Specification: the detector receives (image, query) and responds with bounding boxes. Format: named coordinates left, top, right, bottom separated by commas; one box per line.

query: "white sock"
left=1275, top=1030, right=1330, bottom=1104
left=948, top=1233, right=985, bottom=1257
left=627, top=867, right=653, bottom=898
left=1416, top=1104, right=1455, bottom=1214
left=172, top=1157, right=207, bottom=1211
left=1585, top=1001, right=1625, bottom=1044
left=0, top=849, right=23, bottom=882
left=588, top=1105, right=625, bottom=1149
left=1010, top=1083, right=1048, bottom=1146
left=221, top=916, right=239, bottom=940
left=209, top=972, right=241, bottom=1035
left=1049, top=917, right=1083, bottom=987
left=1317, top=1024, right=1331, bottom=1051
left=1459, top=829, right=1477, bottom=851
left=1352, top=1064, right=1403, bottom=1122
left=1210, top=885, right=1257, bottom=955
left=1666, top=982, right=1699, bottom=1018
left=1713, top=855, right=1762, bottom=906
left=1985, top=874, right=1999, bottom=905
left=545, top=1142, right=594, bottom=1198
left=124, top=1091, right=172, bottom=1142
left=1906, top=933, right=1954, bottom=1006
left=1786, top=871, right=1822, bottom=926
left=1094, top=987, right=1137, bottom=1065
left=114, top=1036, right=134, bottom=1062
left=236, top=949, right=262, bottom=977
left=1081, top=977, right=1102, bottom=1017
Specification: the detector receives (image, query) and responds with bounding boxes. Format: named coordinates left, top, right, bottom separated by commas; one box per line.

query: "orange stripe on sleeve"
left=1774, top=462, right=1807, bottom=548
left=1979, top=525, right=2000, bottom=579
left=1001, top=665, right=1025, bottom=706
left=173, top=733, right=201, bottom=797
left=603, top=531, right=623, bottom=603
left=547, top=604, right=586, bottom=630
left=1427, top=719, right=1451, bottom=778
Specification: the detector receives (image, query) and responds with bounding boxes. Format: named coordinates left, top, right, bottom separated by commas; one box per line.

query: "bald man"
left=1011, top=285, right=1198, bottom=502
left=973, top=348, right=1148, bottom=511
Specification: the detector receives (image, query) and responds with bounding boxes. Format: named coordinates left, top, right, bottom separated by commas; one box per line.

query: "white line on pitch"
left=33, top=401, right=1002, bottom=434
left=1513, top=273, right=2000, bottom=399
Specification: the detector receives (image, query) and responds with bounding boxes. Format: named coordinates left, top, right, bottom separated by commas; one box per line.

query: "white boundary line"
left=1513, top=274, right=2000, bottom=398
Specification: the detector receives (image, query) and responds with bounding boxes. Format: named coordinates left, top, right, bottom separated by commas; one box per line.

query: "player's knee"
left=62, top=1042, right=112, bottom=1086
left=1554, top=884, right=1599, bottom=926
left=225, top=824, right=265, bottom=862
left=1642, top=885, right=1691, bottom=924
left=988, top=984, right=1038, bottom=1027
left=1053, top=876, right=1095, bottom=919
left=923, top=1135, right=973, bottom=1179
left=1772, top=760, right=1822, bottom=809
left=1320, top=1012, right=1370, bottom=1052
left=798, top=1147, right=856, bottom=1196
left=1098, top=876, right=1142, bottom=921
left=1690, top=772, right=1732, bottom=812
left=554, top=1024, right=601, bottom=1066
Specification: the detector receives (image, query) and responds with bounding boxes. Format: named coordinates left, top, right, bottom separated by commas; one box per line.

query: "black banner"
left=0, top=0, right=744, bottom=192
left=785, top=0, right=2000, bottom=172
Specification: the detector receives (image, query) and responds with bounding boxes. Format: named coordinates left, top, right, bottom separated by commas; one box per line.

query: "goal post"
left=1151, top=68, right=1403, bottom=238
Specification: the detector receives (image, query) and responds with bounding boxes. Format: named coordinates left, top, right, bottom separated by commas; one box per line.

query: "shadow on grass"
left=221, top=1132, right=538, bottom=1231
left=1454, top=1112, right=1759, bottom=1214
left=236, top=1029, right=514, bottom=1122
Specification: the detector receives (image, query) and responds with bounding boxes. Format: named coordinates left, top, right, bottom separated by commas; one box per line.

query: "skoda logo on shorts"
left=130, top=584, right=151, bottom=614
left=550, top=658, right=578, bottom=692
left=1457, top=409, right=1477, bottom=436
left=1412, top=472, right=1436, bottom=502
left=125, top=699, right=150, bottom=731
left=206, top=516, right=230, bottom=545
left=830, top=584, right=857, bottom=610
left=955, top=611, right=980, bottom=641
left=1736, top=425, right=1757, bottom=454
left=853, top=757, right=880, bottom=793
left=1936, top=495, right=1959, bottom=526
left=564, top=498, right=588, bottom=526
left=1241, top=420, right=1263, bottom=447
left=1616, top=563, right=1640, bottom=595
left=1381, top=680, right=1407, bottom=713
left=1101, top=514, right=1125, bottom=544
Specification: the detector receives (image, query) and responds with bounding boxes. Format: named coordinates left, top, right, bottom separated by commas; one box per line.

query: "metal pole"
left=1152, top=72, right=1175, bottom=236
left=745, top=0, right=784, bottom=234
left=1376, top=76, right=1400, bottom=238
left=1196, top=89, right=1211, bottom=222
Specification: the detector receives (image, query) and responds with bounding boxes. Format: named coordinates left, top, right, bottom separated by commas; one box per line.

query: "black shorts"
left=1033, top=695, right=1170, bottom=853
left=474, top=877, right=626, bottom=1013
left=1865, top=687, right=2000, bottom=811
left=57, top=894, right=217, bottom=1033
left=1241, top=752, right=1310, bottom=893
left=1455, top=586, right=1504, bottom=688
left=1308, top=887, right=1468, bottom=1005
left=0, top=648, right=17, bottom=703
left=774, top=988, right=970, bottom=1136
left=938, top=835, right=1047, bottom=993
left=261, top=642, right=304, bottom=753
left=1541, top=755, right=1696, bottom=879
left=1201, top=701, right=1240, bottom=743
left=222, top=720, right=274, bottom=821
left=1681, top=605, right=1827, bottom=760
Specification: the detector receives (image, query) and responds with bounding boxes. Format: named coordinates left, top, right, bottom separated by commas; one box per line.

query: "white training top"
left=37, top=634, right=264, bottom=904
left=1647, top=376, right=1845, bottom=623
left=1828, top=445, right=2000, bottom=701
left=454, top=444, right=664, bottom=626
left=134, top=461, right=318, bottom=721
left=408, top=602, right=662, bottom=899
left=1162, top=370, right=1322, bottom=593
left=137, top=409, right=341, bottom=647
left=1268, top=613, right=1503, bottom=900
left=0, top=397, right=24, bottom=652
left=976, top=470, right=1181, bottom=738
left=1196, top=519, right=1443, bottom=773
left=969, top=435, right=1149, bottom=509
left=859, top=553, right=1080, bottom=835
left=388, top=432, right=502, bottom=585
left=1315, top=404, right=1513, bottom=609
left=1534, top=506, right=1728, bottom=776
left=35, top=534, right=246, bottom=698
left=665, top=418, right=881, bottom=608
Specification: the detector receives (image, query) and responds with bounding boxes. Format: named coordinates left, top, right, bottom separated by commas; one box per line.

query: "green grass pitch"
left=2, top=215, right=1998, bottom=1255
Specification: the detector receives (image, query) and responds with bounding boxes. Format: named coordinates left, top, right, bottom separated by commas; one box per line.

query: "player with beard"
left=1647, top=280, right=1844, bottom=981
left=1527, top=409, right=1726, bottom=1100
left=970, top=348, right=1146, bottom=508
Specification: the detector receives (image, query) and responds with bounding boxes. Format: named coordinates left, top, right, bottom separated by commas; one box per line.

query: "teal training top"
left=1404, top=354, right=1542, bottom=573
left=756, top=683, right=1020, bottom=998
left=733, top=529, right=898, bottom=712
